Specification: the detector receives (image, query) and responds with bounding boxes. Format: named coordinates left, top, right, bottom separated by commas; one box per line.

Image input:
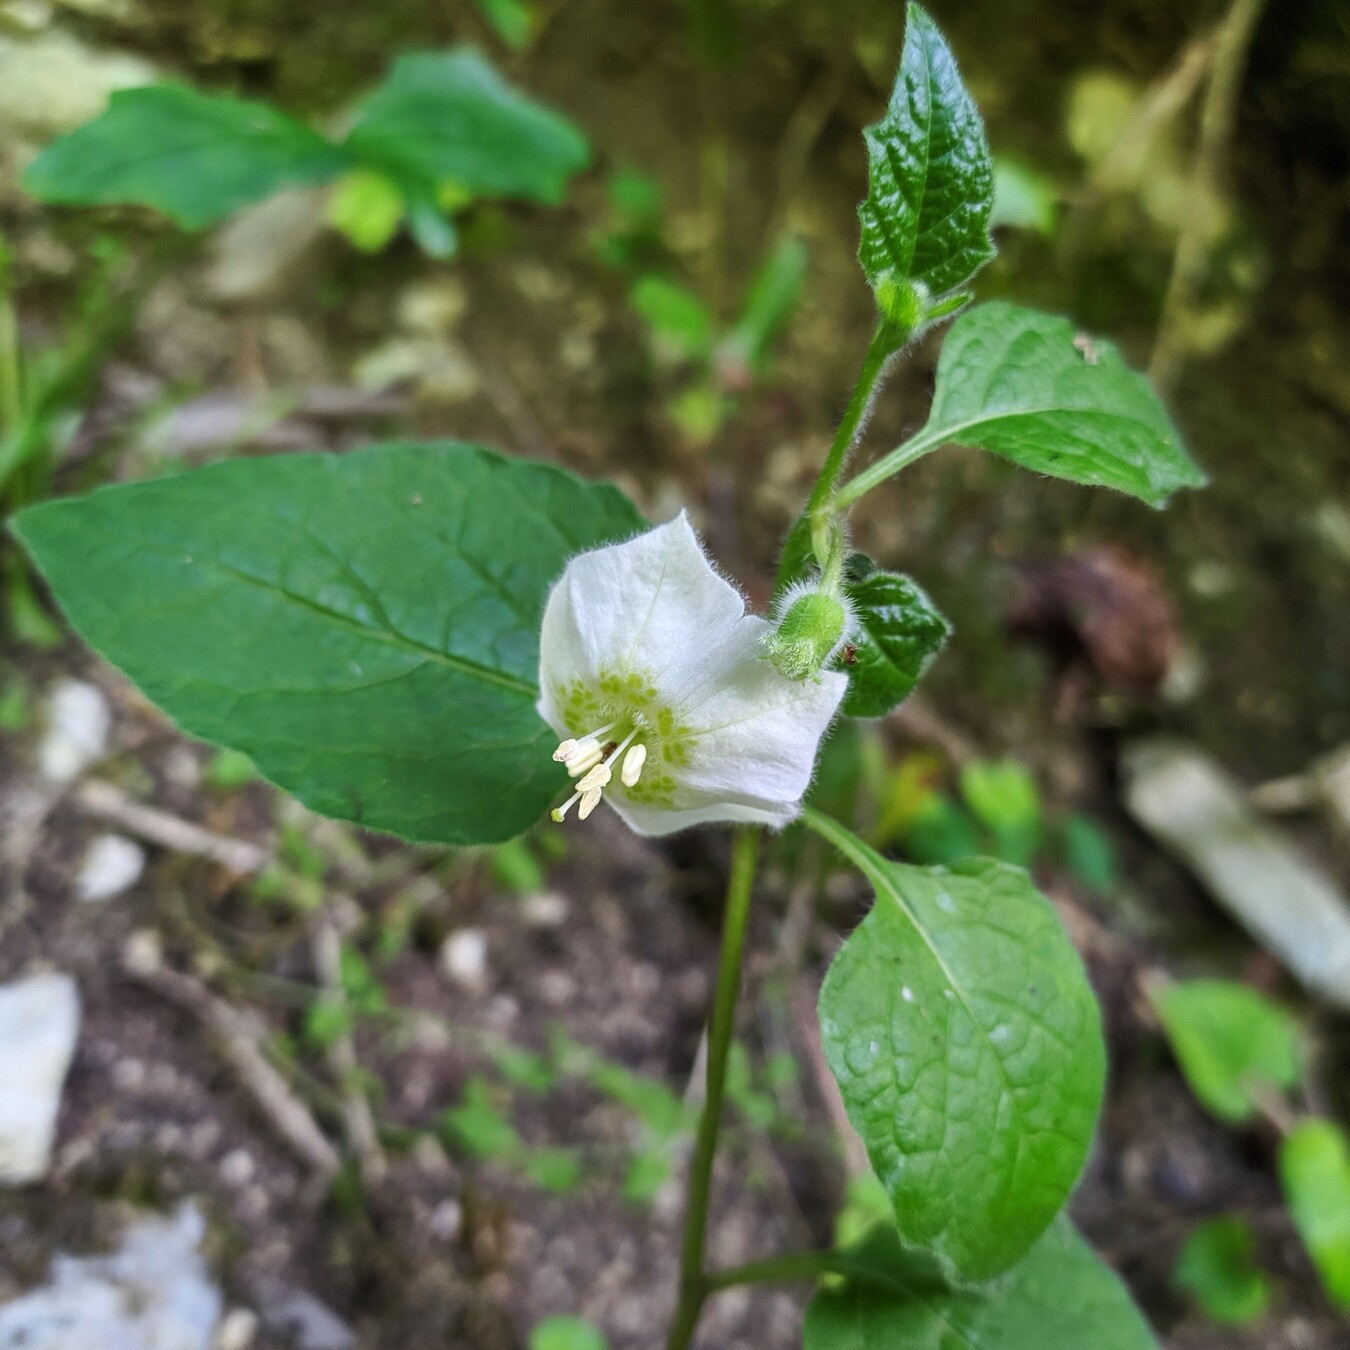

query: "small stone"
left=521, top=891, right=569, bottom=928
left=202, top=189, right=328, bottom=304
left=214, top=1308, right=259, bottom=1350
left=75, top=834, right=146, bottom=903
left=38, top=680, right=109, bottom=783
left=439, top=929, right=488, bottom=993
left=122, top=929, right=162, bottom=976
left=218, top=1148, right=254, bottom=1188
left=397, top=278, right=468, bottom=334
left=112, top=1059, right=145, bottom=1091
left=0, top=973, right=80, bottom=1185
left=428, top=1198, right=462, bottom=1242
left=539, top=971, right=575, bottom=1007
left=256, top=1283, right=355, bottom=1350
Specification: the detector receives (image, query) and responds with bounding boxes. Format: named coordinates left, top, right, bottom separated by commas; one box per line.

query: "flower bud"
left=764, top=587, right=849, bottom=682
left=873, top=272, right=929, bottom=331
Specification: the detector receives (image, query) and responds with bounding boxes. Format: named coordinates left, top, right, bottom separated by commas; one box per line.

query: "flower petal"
left=538, top=511, right=745, bottom=713
left=672, top=616, right=847, bottom=806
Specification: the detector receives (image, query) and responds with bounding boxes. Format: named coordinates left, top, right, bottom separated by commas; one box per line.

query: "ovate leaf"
left=1279, top=1118, right=1350, bottom=1310
left=1174, top=1216, right=1271, bottom=1326
left=344, top=49, right=589, bottom=206
left=13, top=442, right=643, bottom=845
left=1151, top=979, right=1302, bottom=1125
left=804, top=1218, right=1159, bottom=1349
left=807, top=810, right=1105, bottom=1281
left=839, top=556, right=950, bottom=719
left=24, top=84, right=350, bottom=229
left=857, top=3, right=994, bottom=302
left=908, top=302, right=1205, bottom=506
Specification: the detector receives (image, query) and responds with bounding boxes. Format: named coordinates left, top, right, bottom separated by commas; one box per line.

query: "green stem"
left=665, top=825, right=763, bottom=1350
left=830, top=425, right=944, bottom=511
left=0, top=239, right=23, bottom=437
left=705, top=1249, right=876, bottom=1292
left=804, top=318, right=908, bottom=565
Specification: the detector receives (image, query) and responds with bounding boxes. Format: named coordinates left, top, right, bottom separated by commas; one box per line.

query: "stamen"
left=565, top=740, right=605, bottom=776
left=576, top=762, right=612, bottom=793
left=551, top=739, right=579, bottom=763
left=578, top=788, right=603, bottom=820
left=551, top=789, right=583, bottom=823
left=621, top=742, right=648, bottom=787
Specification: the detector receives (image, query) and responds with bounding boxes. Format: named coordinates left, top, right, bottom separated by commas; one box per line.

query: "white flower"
left=537, top=512, right=847, bottom=836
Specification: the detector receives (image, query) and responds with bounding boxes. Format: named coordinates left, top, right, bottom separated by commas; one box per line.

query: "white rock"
left=0, top=1201, right=222, bottom=1350
left=1124, top=738, right=1350, bottom=1009
left=38, top=679, right=110, bottom=783
left=75, top=833, right=146, bottom=903
left=439, top=928, right=488, bottom=993
left=202, top=188, right=328, bottom=304
left=0, top=972, right=80, bottom=1185
left=0, top=32, right=154, bottom=140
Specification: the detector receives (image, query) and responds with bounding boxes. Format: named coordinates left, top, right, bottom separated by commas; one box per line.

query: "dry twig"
left=122, top=933, right=341, bottom=1177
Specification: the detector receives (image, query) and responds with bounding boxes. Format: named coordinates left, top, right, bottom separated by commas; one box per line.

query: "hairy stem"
left=830, top=425, right=944, bottom=511
left=665, top=825, right=762, bottom=1350
left=803, top=318, right=908, bottom=565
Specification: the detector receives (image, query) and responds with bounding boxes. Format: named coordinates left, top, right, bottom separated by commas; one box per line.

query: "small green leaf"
left=719, top=234, right=808, bottom=378
left=990, top=158, right=1059, bottom=235
left=327, top=168, right=406, bottom=252
left=13, top=442, right=644, bottom=846
left=909, top=302, right=1205, bottom=507
left=344, top=49, right=589, bottom=207
left=1279, top=1118, right=1350, bottom=1310
left=631, top=275, right=715, bottom=360
left=900, top=793, right=980, bottom=866
left=529, top=1316, right=608, bottom=1350
left=1059, top=813, right=1118, bottom=894
left=440, top=1076, right=520, bottom=1160
left=523, top=1146, right=585, bottom=1193
left=804, top=1218, right=1159, bottom=1349
left=1151, top=979, right=1302, bottom=1125
left=24, top=84, right=350, bottom=229
left=1174, top=1216, right=1271, bottom=1326
left=857, top=4, right=995, bottom=304
left=621, top=1145, right=671, bottom=1205
left=205, top=747, right=258, bottom=791
left=474, top=0, right=534, bottom=49
left=807, top=810, right=1105, bottom=1281
left=839, top=557, right=950, bottom=720
left=960, top=759, right=1043, bottom=867
left=488, top=1043, right=557, bottom=1093
left=490, top=837, right=546, bottom=895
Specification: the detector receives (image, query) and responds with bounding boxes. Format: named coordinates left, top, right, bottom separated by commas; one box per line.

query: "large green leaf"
left=23, top=84, right=350, bottom=229
left=881, top=302, right=1203, bottom=507
left=804, top=1218, right=1159, bottom=1349
left=13, top=443, right=643, bottom=845
left=343, top=49, right=589, bottom=206
left=805, top=809, right=1105, bottom=1282
left=857, top=3, right=994, bottom=302
left=1151, top=978, right=1303, bottom=1125
left=838, top=555, right=950, bottom=719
